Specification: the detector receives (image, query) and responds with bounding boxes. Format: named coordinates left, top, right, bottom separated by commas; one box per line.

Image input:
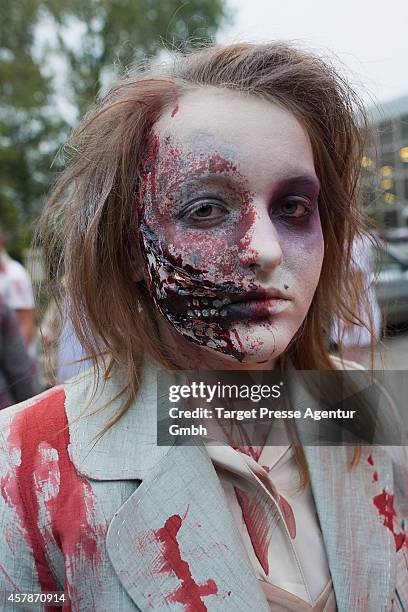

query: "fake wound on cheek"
left=137, top=134, right=263, bottom=361
left=139, top=221, right=260, bottom=361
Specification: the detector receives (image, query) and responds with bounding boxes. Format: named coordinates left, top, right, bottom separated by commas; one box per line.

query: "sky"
left=217, top=0, right=408, bottom=107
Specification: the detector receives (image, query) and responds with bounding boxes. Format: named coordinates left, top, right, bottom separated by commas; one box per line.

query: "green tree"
left=47, top=0, right=228, bottom=116
left=0, top=1, right=66, bottom=256
left=0, top=0, right=229, bottom=256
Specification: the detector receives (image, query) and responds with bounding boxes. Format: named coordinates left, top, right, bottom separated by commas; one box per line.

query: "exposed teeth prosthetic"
left=140, top=222, right=255, bottom=361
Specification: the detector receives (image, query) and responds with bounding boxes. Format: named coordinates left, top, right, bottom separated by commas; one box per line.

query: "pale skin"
left=139, top=88, right=325, bottom=370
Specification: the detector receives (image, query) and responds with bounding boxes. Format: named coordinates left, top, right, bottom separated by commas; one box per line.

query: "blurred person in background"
left=40, top=284, right=90, bottom=387
left=56, top=311, right=89, bottom=383
left=38, top=294, right=60, bottom=387
left=0, top=227, right=36, bottom=353
left=330, top=232, right=382, bottom=367
left=0, top=297, right=41, bottom=409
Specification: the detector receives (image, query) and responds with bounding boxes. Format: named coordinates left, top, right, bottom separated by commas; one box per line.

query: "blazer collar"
left=64, top=355, right=369, bottom=481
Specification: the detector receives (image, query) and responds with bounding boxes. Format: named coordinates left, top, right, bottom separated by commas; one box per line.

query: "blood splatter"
left=153, top=510, right=218, bottom=611
left=139, top=133, right=160, bottom=217
left=208, top=154, right=237, bottom=175
left=171, top=103, right=179, bottom=118
left=234, top=446, right=262, bottom=462
left=1, top=388, right=104, bottom=607
left=367, top=453, right=379, bottom=485
left=373, top=489, right=407, bottom=551
left=232, top=329, right=244, bottom=354
left=235, top=487, right=272, bottom=574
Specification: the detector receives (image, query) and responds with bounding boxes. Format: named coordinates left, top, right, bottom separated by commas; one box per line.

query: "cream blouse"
left=206, top=425, right=337, bottom=610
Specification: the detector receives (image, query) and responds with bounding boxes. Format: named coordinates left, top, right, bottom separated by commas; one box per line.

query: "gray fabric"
left=106, top=445, right=270, bottom=611
left=65, top=360, right=172, bottom=480
left=0, top=300, right=41, bottom=409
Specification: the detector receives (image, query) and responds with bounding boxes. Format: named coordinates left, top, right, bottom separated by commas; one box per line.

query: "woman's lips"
left=219, top=296, right=290, bottom=321
left=161, top=284, right=291, bottom=323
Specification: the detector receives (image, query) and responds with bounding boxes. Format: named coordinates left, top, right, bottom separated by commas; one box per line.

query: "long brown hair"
left=40, top=42, right=377, bottom=485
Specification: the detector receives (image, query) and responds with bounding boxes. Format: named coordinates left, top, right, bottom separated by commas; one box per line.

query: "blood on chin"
left=164, top=311, right=279, bottom=364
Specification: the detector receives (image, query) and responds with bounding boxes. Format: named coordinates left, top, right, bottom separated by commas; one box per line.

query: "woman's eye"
left=193, top=204, right=215, bottom=218
left=181, top=200, right=229, bottom=224
left=278, top=198, right=311, bottom=218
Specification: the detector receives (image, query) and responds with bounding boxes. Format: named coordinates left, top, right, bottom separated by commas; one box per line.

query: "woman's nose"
left=238, top=209, right=283, bottom=276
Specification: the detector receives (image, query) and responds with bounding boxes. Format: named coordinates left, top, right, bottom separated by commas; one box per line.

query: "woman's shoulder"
left=328, top=354, right=408, bottom=465
left=0, top=367, right=97, bottom=452
left=329, top=354, right=366, bottom=371
left=0, top=386, right=68, bottom=454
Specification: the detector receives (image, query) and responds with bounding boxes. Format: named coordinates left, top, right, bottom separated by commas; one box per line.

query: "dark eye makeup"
left=272, top=196, right=315, bottom=220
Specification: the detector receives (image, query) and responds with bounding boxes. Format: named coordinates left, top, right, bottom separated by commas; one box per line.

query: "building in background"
left=363, top=95, right=408, bottom=229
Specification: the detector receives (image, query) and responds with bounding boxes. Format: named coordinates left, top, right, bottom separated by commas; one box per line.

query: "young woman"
left=0, top=42, right=407, bottom=611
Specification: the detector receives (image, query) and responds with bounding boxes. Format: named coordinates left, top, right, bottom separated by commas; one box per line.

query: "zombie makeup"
left=140, top=221, right=247, bottom=361
left=139, top=136, right=268, bottom=361
left=138, top=89, right=324, bottom=365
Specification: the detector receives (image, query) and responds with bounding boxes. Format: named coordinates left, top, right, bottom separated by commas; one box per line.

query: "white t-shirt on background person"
left=0, top=252, right=35, bottom=311
left=0, top=252, right=36, bottom=359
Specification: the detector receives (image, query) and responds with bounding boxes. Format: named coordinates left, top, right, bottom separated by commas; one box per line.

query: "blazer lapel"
left=284, top=366, right=396, bottom=611
left=303, top=445, right=395, bottom=611
left=105, top=443, right=269, bottom=611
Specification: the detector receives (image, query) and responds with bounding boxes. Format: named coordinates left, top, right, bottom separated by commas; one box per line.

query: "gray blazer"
left=0, top=360, right=407, bottom=611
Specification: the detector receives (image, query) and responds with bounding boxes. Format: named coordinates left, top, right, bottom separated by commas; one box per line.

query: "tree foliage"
left=0, top=0, right=229, bottom=256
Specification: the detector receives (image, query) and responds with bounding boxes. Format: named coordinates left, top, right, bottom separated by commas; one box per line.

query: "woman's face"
left=139, top=88, right=324, bottom=368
